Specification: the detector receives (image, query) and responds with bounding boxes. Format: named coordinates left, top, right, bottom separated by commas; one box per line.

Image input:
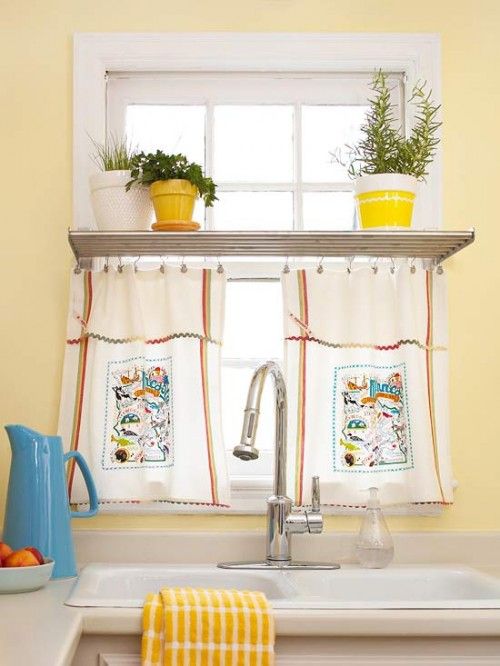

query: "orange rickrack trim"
left=286, top=335, right=446, bottom=353
left=66, top=331, right=221, bottom=346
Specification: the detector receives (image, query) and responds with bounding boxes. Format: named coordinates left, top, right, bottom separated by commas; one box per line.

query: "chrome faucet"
left=218, top=361, right=339, bottom=570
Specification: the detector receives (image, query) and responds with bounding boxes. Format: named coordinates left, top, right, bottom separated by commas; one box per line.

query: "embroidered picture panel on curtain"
left=58, top=266, right=230, bottom=508
left=283, top=265, right=452, bottom=508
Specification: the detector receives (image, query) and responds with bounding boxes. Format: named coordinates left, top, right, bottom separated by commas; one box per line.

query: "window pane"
left=222, top=280, right=283, bottom=462
left=223, top=282, right=283, bottom=359
left=302, top=105, right=369, bottom=182
left=303, top=192, right=355, bottom=230
left=213, top=192, right=293, bottom=230
left=222, top=366, right=275, bottom=456
left=126, top=105, right=206, bottom=167
left=214, top=106, right=293, bottom=182
left=193, top=197, right=206, bottom=228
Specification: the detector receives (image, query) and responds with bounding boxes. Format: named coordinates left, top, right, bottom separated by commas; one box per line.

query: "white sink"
left=66, top=563, right=500, bottom=610
left=66, top=564, right=294, bottom=607
left=288, top=567, right=500, bottom=608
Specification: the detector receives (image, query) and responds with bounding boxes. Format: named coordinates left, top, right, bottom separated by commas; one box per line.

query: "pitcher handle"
left=64, top=451, right=99, bottom=518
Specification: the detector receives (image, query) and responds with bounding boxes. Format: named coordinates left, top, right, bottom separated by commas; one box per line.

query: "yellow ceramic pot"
left=149, top=179, right=200, bottom=231
left=354, top=174, right=417, bottom=230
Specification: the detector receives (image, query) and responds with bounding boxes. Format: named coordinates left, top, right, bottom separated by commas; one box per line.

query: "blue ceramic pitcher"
left=3, top=425, right=98, bottom=578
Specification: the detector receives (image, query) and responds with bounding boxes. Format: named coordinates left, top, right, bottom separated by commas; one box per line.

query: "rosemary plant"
left=341, top=70, right=441, bottom=181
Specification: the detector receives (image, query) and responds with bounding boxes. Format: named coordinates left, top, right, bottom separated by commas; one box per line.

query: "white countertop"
left=3, top=532, right=500, bottom=666
left=3, top=568, right=500, bottom=666
left=0, top=579, right=80, bottom=666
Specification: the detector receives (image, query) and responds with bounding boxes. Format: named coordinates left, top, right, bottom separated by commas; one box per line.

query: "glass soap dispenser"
left=355, top=487, right=394, bottom=568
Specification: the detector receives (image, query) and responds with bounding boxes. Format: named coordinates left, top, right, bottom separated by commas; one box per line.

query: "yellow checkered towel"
left=142, top=587, right=275, bottom=665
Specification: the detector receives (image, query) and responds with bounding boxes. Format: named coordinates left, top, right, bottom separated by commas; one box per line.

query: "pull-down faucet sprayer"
left=218, top=361, right=339, bottom=570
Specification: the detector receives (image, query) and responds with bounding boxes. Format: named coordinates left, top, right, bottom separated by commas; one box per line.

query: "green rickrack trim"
left=67, top=331, right=221, bottom=346
left=286, top=335, right=446, bottom=353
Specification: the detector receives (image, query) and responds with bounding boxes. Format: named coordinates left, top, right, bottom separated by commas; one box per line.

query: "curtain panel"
left=58, top=265, right=230, bottom=508
left=283, top=264, right=452, bottom=508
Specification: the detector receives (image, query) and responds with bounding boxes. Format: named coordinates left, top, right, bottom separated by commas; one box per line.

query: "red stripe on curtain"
left=67, top=271, right=93, bottom=499
left=200, top=271, right=218, bottom=505
left=425, top=270, right=445, bottom=502
left=295, top=270, right=308, bottom=505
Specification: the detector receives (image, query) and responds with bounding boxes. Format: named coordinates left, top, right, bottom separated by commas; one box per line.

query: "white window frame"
left=73, top=33, right=442, bottom=515
left=74, top=32, right=441, bottom=233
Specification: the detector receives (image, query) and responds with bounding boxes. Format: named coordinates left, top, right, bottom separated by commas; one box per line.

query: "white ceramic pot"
left=89, top=170, right=154, bottom=231
left=353, top=173, right=417, bottom=195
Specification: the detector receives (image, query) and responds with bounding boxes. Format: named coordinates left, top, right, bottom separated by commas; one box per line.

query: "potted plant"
left=89, top=136, right=154, bottom=231
left=126, top=151, right=217, bottom=231
left=339, top=70, right=441, bottom=230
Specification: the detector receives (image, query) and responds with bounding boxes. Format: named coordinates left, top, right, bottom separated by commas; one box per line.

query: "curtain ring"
left=117, top=257, right=124, bottom=273
left=370, top=257, right=379, bottom=274
left=73, top=260, right=82, bottom=275
left=346, top=256, right=353, bottom=274
left=390, top=257, right=396, bottom=274
left=217, top=257, right=224, bottom=274
left=104, top=256, right=109, bottom=273
left=160, top=256, right=166, bottom=274
left=134, top=256, right=141, bottom=273
left=436, top=263, right=444, bottom=275
left=180, top=258, right=188, bottom=273
left=317, top=256, right=324, bottom=274
left=282, top=257, right=290, bottom=274
left=409, top=257, right=416, bottom=274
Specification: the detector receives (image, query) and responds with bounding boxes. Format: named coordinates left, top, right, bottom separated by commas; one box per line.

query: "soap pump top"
left=355, top=487, right=394, bottom=569
left=367, top=486, right=380, bottom=509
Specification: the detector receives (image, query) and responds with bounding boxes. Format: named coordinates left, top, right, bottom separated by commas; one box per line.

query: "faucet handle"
left=311, top=476, right=321, bottom=513
left=286, top=477, right=324, bottom=536
left=305, top=476, right=323, bottom=534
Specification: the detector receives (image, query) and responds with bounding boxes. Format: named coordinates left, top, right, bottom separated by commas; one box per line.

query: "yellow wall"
left=0, top=0, right=498, bottom=533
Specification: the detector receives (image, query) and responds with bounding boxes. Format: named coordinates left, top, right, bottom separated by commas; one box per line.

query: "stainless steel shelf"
left=68, top=229, right=475, bottom=264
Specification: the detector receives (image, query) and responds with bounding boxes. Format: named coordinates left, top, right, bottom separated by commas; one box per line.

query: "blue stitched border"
left=332, top=362, right=414, bottom=473
left=102, top=355, right=175, bottom=471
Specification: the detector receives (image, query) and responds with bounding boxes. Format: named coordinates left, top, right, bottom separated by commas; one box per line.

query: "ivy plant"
left=338, top=70, right=441, bottom=181
left=126, top=151, right=218, bottom=207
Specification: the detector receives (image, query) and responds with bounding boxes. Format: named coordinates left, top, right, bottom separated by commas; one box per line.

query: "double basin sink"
left=66, top=563, right=500, bottom=610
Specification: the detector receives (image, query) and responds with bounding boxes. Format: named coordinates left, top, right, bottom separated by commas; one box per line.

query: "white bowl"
left=0, top=558, right=54, bottom=594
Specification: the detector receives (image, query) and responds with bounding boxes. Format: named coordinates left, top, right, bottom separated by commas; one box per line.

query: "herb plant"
left=126, top=151, right=218, bottom=207
left=91, top=135, right=137, bottom=171
left=339, top=70, right=441, bottom=181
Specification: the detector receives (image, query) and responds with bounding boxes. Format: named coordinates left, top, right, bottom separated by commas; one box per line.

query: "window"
left=106, top=71, right=404, bottom=496
left=74, top=33, right=441, bottom=512
left=107, top=72, right=405, bottom=232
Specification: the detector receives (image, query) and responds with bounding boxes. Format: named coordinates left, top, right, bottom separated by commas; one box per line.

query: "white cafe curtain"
left=58, top=265, right=230, bottom=508
left=283, top=263, right=453, bottom=508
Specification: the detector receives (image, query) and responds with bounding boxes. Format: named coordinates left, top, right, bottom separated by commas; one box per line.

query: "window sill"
left=82, top=476, right=444, bottom=517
